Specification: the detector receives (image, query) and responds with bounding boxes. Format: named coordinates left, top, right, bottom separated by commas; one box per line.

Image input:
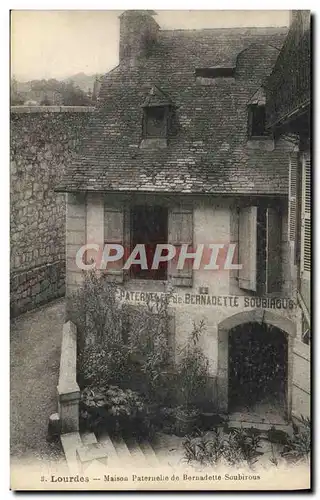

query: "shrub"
left=78, top=342, right=131, bottom=388
left=124, top=288, right=175, bottom=404
left=281, top=416, right=311, bottom=463
left=80, top=385, right=152, bottom=438
left=183, top=429, right=224, bottom=466
left=74, top=271, right=174, bottom=405
left=176, top=320, right=209, bottom=412
left=182, top=427, right=262, bottom=468
left=225, top=427, right=261, bottom=466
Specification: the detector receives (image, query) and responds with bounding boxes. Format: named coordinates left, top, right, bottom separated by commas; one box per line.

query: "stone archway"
left=217, top=309, right=296, bottom=418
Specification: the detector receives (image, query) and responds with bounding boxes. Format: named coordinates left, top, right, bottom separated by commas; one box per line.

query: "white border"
left=3, top=2, right=318, bottom=498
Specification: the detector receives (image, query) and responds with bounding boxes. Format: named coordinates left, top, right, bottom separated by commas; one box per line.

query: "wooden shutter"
left=301, top=153, right=311, bottom=274
left=288, top=152, right=298, bottom=241
left=238, top=206, right=257, bottom=291
left=104, top=205, right=124, bottom=282
left=168, top=207, right=193, bottom=287
left=266, top=207, right=282, bottom=294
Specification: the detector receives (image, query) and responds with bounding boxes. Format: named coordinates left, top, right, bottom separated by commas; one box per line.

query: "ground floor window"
left=238, top=204, right=282, bottom=295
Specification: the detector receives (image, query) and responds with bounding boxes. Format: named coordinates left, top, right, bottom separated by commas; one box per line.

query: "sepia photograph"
left=10, top=8, right=311, bottom=491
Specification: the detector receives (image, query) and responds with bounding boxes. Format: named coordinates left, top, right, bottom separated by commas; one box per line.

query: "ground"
left=10, top=298, right=65, bottom=467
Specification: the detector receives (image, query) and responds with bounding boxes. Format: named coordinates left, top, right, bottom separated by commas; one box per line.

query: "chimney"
left=119, top=10, right=159, bottom=64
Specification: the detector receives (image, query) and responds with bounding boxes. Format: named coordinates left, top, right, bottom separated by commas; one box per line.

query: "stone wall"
left=10, top=106, right=95, bottom=317
left=292, top=338, right=310, bottom=420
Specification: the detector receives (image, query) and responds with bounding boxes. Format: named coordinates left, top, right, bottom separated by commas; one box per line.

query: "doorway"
left=228, top=322, right=288, bottom=420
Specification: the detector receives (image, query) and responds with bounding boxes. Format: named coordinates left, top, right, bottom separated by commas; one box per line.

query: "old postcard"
left=10, top=9, right=311, bottom=491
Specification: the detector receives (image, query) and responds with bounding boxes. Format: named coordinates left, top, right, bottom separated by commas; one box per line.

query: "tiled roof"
left=56, top=26, right=291, bottom=195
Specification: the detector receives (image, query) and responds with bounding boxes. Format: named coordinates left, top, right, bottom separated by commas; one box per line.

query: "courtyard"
left=10, top=298, right=65, bottom=467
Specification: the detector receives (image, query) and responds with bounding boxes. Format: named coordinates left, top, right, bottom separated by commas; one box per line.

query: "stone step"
left=126, top=437, right=149, bottom=467
left=99, top=433, right=120, bottom=466
left=112, top=435, right=133, bottom=465
left=81, top=431, right=98, bottom=446
left=77, top=442, right=109, bottom=466
left=60, top=431, right=82, bottom=474
left=227, top=420, right=292, bottom=435
left=139, top=441, right=160, bottom=467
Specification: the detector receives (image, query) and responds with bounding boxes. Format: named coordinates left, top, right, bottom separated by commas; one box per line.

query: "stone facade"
left=58, top=12, right=310, bottom=422
left=65, top=192, right=302, bottom=417
left=10, top=106, right=95, bottom=316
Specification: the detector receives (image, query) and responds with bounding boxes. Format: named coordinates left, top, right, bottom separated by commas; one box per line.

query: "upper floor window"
left=141, top=86, right=174, bottom=148
left=248, top=104, right=267, bottom=138
left=195, top=67, right=234, bottom=78
left=143, top=106, right=167, bottom=138
left=195, top=67, right=235, bottom=86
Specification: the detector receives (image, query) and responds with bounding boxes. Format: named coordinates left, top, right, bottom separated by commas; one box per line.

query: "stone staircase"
left=60, top=419, right=294, bottom=474
left=60, top=430, right=164, bottom=474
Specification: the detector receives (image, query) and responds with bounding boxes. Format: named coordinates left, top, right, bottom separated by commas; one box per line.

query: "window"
left=130, top=205, right=168, bottom=280
left=248, top=104, right=267, bottom=138
left=141, top=86, right=173, bottom=146
left=143, top=106, right=166, bottom=138
left=195, top=67, right=234, bottom=78
left=238, top=205, right=282, bottom=295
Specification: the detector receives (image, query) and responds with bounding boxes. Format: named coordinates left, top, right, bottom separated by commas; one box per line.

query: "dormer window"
left=195, top=67, right=235, bottom=85
left=141, top=86, right=173, bottom=148
left=195, top=67, right=234, bottom=79
left=143, top=106, right=166, bottom=138
left=248, top=104, right=267, bottom=138
left=246, top=87, right=272, bottom=142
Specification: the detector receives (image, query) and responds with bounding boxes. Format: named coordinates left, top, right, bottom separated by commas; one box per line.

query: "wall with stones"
left=10, top=106, right=95, bottom=317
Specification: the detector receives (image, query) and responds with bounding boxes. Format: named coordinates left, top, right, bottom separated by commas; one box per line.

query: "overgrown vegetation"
left=183, top=427, right=262, bottom=468
left=73, top=271, right=178, bottom=435
left=80, top=385, right=152, bottom=438
left=281, top=416, right=311, bottom=464
left=176, top=320, right=209, bottom=413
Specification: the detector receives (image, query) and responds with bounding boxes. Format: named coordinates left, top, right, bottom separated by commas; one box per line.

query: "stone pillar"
left=57, top=321, right=80, bottom=433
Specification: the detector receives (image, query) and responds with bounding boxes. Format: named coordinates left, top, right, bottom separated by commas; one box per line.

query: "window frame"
left=238, top=203, right=282, bottom=296
left=129, top=204, right=169, bottom=281
left=142, top=105, right=171, bottom=140
left=247, top=103, right=269, bottom=139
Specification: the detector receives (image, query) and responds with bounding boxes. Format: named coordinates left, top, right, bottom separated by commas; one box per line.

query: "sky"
left=11, top=10, right=290, bottom=81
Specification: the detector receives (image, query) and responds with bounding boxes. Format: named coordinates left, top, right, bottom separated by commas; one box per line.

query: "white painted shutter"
left=104, top=205, right=124, bottom=282
left=301, top=153, right=311, bottom=275
left=288, top=152, right=298, bottom=241
left=238, top=206, right=257, bottom=291
left=168, top=207, right=193, bottom=287
left=266, top=207, right=282, bottom=294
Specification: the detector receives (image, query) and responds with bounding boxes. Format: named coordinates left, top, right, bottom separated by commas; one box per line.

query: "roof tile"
left=56, top=26, right=290, bottom=195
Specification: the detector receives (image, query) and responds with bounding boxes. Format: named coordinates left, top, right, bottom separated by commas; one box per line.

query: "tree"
left=10, top=77, right=24, bottom=105
left=60, top=80, right=92, bottom=106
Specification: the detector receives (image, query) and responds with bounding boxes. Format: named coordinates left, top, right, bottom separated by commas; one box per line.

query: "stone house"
left=56, top=11, right=309, bottom=422
left=265, top=10, right=311, bottom=421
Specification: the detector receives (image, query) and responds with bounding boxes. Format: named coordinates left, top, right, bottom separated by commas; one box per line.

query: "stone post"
left=57, top=321, right=80, bottom=433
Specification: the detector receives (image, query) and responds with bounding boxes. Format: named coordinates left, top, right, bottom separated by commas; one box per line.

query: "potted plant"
left=175, top=321, right=209, bottom=436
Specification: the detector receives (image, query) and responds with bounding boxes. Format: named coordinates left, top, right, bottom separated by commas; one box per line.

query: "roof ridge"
left=159, top=26, right=288, bottom=33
